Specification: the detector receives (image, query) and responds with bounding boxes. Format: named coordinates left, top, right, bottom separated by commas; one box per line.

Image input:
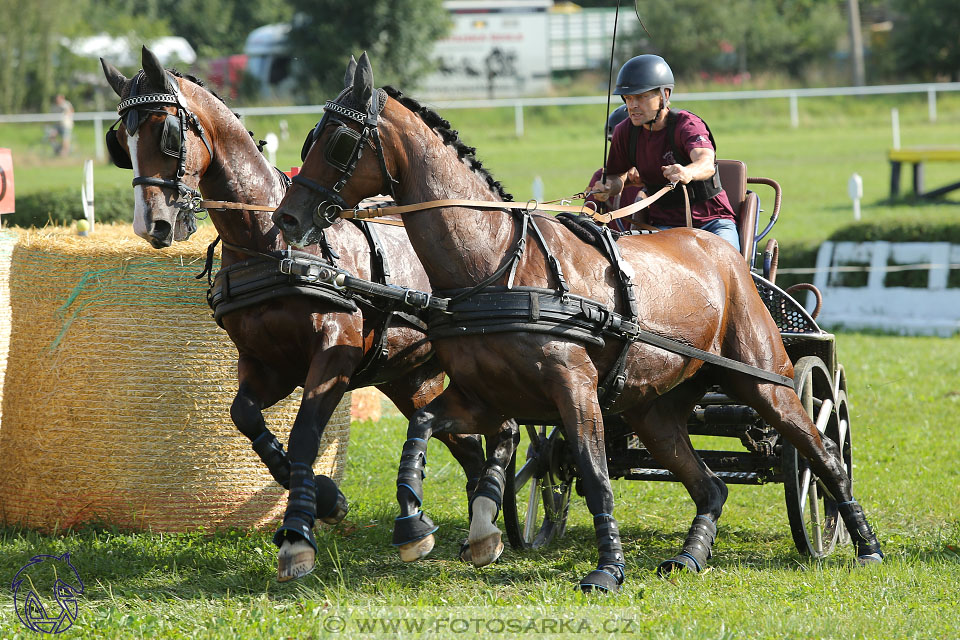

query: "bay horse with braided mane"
left=273, top=53, right=884, bottom=593
left=100, top=46, right=488, bottom=582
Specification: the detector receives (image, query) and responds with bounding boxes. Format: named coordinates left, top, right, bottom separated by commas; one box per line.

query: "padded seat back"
left=718, top=159, right=759, bottom=264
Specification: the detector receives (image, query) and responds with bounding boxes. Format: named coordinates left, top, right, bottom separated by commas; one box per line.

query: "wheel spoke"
left=814, top=398, right=833, bottom=434
left=523, top=478, right=540, bottom=543
left=799, top=467, right=812, bottom=515
left=808, top=479, right=823, bottom=554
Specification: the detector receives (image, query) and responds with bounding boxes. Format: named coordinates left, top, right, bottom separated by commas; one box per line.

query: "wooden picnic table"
left=889, top=146, right=960, bottom=199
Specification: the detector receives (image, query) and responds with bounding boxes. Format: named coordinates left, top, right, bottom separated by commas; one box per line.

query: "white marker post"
left=80, top=159, right=95, bottom=234
left=848, top=172, right=863, bottom=221
left=891, top=108, right=900, bottom=150
left=264, top=133, right=279, bottom=167
left=532, top=175, right=544, bottom=202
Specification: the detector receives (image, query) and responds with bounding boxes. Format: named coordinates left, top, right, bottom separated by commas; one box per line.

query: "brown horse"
left=273, top=54, right=883, bottom=593
left=100, top=47, right=487, bottom=581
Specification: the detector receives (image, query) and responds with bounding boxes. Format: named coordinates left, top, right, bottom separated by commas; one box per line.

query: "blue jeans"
left=657, top=219, right=741, bottom=253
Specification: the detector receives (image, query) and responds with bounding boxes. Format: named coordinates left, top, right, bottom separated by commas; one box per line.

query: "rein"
left=200, top=183, right=675, bottom=230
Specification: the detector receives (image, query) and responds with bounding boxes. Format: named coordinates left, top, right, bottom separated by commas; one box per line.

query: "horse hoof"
left=459, top=539, right=471, bottom=563
left=656, top=554, right=700, bottom=577
left=320, top=490, right=349, bottom=525
left=398, top=533, right=435, bottom=562
left=277, top=539, right=316, bottom=582
left=579, top=569, right=621, bottom=594
left=856, top=552, right=883, bottom=566
left=467, top=532, right=503, bottom=568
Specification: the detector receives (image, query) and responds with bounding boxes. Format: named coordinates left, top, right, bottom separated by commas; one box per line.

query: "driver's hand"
left=589, top=175, right=624, bottom=202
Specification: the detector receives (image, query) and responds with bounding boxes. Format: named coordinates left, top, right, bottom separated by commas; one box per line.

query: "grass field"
left=1, top=333, right=958, bottom=638
left=1, top=91, right=959, bottom=637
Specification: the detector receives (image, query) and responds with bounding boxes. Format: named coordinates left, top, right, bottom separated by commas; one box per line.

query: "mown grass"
left=1, top=332, right=958, bottom=638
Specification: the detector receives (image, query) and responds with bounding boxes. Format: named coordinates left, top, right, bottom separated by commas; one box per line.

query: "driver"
left=590, top=54, right=740, bottom=250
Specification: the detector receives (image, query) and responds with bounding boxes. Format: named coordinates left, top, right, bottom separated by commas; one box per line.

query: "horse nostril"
left=150, top=219, right=172, bottom=245
left=277, top=213, right=299, bottom=231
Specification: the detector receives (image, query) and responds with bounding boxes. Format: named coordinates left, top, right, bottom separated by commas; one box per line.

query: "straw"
left=0, top=224, right=350, bottom=533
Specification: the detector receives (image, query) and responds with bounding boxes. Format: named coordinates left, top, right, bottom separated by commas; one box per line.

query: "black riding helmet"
left=606, top=104, right=629, bottom=140
left=613, top=54, right=674, bottom=105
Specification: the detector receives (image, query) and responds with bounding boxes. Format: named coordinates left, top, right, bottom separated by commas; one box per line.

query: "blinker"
left=160, top=114, right=182, bottom=158
left=325, top=126, right=362, bottom=172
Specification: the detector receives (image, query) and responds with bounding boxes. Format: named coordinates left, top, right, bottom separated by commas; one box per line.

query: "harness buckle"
left=403, top=289, right=432, bottom=310
left=279, top=258, right=294, bottom=275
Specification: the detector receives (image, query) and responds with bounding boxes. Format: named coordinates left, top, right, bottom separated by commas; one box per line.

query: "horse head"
left=274, top=53, right=399, bottom=247
left=101, top=46, right=216, bottom=248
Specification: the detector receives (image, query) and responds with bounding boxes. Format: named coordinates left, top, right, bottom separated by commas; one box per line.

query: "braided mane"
left=382, top=86, right=513, bottom=202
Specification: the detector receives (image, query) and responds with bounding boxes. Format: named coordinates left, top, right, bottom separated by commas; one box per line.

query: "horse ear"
left=141, top=45, right=172, bottom=93
left=351, top=52, right=373, bottom=107
left=100, top=58, right=127, bottom=97
left=344, top=55, right=357, bottom=89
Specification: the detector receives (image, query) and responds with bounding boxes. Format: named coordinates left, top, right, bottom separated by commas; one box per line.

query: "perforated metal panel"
left=752, top=274, right=820, bottom=335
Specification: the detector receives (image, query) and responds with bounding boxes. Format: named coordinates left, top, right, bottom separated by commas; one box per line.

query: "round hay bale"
left=0, top=231, right=14, bottom=431
left=0, top=224, right=350, bottom=533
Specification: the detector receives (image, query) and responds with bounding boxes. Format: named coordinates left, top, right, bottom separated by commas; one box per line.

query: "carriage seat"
left=717, top=159, right=759, bottom=264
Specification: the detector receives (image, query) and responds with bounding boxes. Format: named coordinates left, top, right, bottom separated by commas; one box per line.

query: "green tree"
left=0, top=0, right=75, bottom=112
left=889, top=0, right=960, bottom=81
left=166, top=0, right=292, bottom=60
left=611, top=0, right=845, bottom=81
left=287, top=0, right=451, bottom=102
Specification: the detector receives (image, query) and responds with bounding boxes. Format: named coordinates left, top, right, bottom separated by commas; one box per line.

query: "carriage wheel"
left=781, top=356, right=849, bottom=557
left=502, top=426, right=572, bottom=549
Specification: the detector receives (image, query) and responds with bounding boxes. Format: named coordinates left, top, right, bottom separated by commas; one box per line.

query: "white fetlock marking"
left=469, top=496, right=500, bottom=541
left=467, top=497, right=503, bottom=567
left=277, top=539, right=316, bottom=582
left=398, top=533, right=435, bottom=562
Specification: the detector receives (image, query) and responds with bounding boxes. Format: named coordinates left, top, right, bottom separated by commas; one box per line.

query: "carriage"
left=502, top=161, right=852, bottom=559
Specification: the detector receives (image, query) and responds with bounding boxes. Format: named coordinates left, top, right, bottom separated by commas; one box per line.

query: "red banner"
left=0, top=148, right=14, bottom=214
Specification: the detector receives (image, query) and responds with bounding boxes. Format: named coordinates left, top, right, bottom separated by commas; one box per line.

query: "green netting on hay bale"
left=0, top=225, right=350, bottom=533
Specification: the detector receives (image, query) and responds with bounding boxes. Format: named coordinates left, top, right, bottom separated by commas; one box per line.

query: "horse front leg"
left=231, top=356, right=298, bottom=489
left=393, top=383, right=506, bottom=562
left=274, top=350, right=359, bottom=582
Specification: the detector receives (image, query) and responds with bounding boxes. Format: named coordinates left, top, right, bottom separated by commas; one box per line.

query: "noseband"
left=109, top=70, right=215, bottom=215
left=294, top=87, right=397, bottom=228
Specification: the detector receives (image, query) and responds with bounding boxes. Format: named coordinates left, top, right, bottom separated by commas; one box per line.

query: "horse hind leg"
left=393, top=384, right=506, bottom=563
left=463, top=421, right=519, bottom=567
left=378, top=371, right=487, bottom=517
left=621, top=380, right=728, bottom=576
left=727, top=376, right=883, bottom=565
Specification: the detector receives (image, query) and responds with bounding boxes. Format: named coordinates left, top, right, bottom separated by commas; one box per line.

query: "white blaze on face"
left=128, top=133, right=150, bottom=240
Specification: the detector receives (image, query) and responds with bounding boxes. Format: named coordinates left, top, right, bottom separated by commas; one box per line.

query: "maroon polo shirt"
left=605, top=110, right=735, bottom=228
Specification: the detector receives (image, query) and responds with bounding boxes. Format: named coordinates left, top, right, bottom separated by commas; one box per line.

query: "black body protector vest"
left=629, top=109, right=723, bottom=207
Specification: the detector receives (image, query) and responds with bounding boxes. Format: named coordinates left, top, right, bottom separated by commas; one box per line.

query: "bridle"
left=294, top=87, right=398, bottom=229
left=107, top=70, right=215, bottom=215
